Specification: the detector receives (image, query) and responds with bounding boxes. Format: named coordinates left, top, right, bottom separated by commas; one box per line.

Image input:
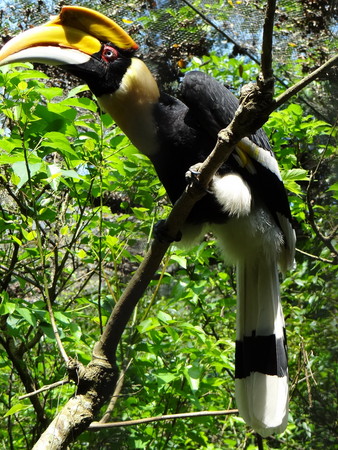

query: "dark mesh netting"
left=0, top=0, right=337, bottom=119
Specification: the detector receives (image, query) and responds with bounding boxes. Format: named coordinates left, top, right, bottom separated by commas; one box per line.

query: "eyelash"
left=102, top=45, right=118, bottom=62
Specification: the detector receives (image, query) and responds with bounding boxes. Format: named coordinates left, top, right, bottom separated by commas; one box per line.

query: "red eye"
left=102, top=45, right=118, bottom=62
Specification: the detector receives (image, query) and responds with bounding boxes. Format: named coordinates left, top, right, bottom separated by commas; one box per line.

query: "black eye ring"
left=102, top=45, right=118, bottom=62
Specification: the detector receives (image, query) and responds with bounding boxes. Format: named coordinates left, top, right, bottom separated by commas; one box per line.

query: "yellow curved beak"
left=0, top=6, right=138, bottom=65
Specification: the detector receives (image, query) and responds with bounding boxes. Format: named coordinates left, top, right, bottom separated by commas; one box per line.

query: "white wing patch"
left=213, top=173, right=252, bottom=217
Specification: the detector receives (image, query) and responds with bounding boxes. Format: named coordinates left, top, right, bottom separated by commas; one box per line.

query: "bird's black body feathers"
left=150, top=71, right=291, bottom=230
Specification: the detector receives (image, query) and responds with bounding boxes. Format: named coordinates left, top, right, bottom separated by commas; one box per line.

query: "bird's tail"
left=235, top=254, right=288, bottom=437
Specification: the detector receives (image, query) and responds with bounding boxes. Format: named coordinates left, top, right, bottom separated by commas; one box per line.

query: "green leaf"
left=101, top=113, right=114, bottom=128
left=21, top=228, right=37, bottom=241
left=11, top=235, right=23, bottom=246
left=281, top=168, right=309, bottom=195
left=60, top=169, right=81, bottom=180
left=157, top=311, right=172, bottom=323
left=77, top=249, right=87, bottom=259
left=36, top=86, right=63, bottom=100
left=137, top=317, right=161, bottom=333
left=62, top=97, right=98, bottom=112
left=155, top=371, right=177, bottom=385
left=66, top=84, right=90, bottom=98
left=41, top=132, right=78, bottom=157
left=14, top=69, right=49, bottom=80
left=54, top=311, right=72, bottom=325
left=327, top=182, right=338, bottom=200
left=3, top=403, right=31, bottom=418
left=170, top=254, right=187, bottom=269
left=0, top=300, right=16, bottom=315
left=11, top=161, right=43, bottom=189
left=287, top=103, right=303, bottom=116
left=282, top=168, right=309, bottom=182
left=184, top=364, right=201, bottom=392
left=17, top=81, right=28, bottom=90
left=105, top=235, right=119, bottom=251
left=16, top=307, right=37, bottom=327
left=0, top=138, right=23, bottom=153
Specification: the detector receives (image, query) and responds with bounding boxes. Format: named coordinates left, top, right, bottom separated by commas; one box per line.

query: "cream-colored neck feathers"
left=97, top=58, right=160, bottom=155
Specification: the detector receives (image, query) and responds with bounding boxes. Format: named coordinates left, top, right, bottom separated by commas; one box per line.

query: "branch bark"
left=261, top=0, right=276, bottom=80
left=89, top=408, right=238, bottom=429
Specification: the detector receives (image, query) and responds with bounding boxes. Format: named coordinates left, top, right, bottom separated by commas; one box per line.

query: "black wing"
left=181, top=71, right=271, bottom=151
left=180, top=71, right=293, bottom=225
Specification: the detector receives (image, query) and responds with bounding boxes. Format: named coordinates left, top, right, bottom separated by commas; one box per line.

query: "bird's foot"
left=185, top=163, right=202, bottom=183
left=154, top=220, right=182, bottom=243
left=185, top=163, right=213, bottom=194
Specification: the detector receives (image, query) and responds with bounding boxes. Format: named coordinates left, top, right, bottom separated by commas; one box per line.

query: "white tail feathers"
left=235, top=255, right=289, bottom=436
left=186, top=205, right=294, bottom=436
left=236, top=374, right=288, bottom=437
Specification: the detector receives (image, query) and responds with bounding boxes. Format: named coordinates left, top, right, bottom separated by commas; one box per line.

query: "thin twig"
left=273, top=54, right=338, bottom=110
left=90, top=409, right=238, bottom=429
left=20, top=131, right=70, bottom=367
left=0, top=334, right=48, bottom=425
left=295, top=248, right=334, bottom=264
left=18, top=379, right=70, bottom=400
left=256, top=433, right=264, bottom=450
left=0, top=264, right=41, bottom=288
left=99, top=359, right=133, bottom=423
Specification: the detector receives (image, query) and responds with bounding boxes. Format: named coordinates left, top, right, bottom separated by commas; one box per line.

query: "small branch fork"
left=32, top=1, right=338, bottom=448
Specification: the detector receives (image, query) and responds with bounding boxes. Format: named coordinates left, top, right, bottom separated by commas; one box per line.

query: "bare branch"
left=18, top=379, right=70, bottom=400
left=99, top=359, right=133, bottom=423
left=261, top=0, right=276, bottom=80
left=90, top=409, right=239, bottom=429
left=43, top=289, right=70, bottom=366
left=0, top=264, right=41, bottom=288
left=295, top=248, right=335, bottom=264
left=274, top=54, right=338, bottom=110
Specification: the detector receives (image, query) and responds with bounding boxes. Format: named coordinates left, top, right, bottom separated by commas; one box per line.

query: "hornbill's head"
left=0, top=6, right=160, bottom=154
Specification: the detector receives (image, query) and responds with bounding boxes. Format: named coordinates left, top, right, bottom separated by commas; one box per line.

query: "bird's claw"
left=185, top=163, right=203, bottom=183
left=185, top=163, right=213, bottom=194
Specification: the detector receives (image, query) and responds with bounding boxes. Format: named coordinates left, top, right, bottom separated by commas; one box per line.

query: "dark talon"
left=154, top=220, right=182, bottom=243
left=185, top=163, right=202, bottom=184
left=185, top=164, right=213, bottom=195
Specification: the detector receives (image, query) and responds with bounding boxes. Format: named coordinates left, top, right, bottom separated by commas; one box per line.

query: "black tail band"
left=235, top=331, right=288, bottom=378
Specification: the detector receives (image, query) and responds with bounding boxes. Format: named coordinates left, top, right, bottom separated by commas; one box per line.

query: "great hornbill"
left=0, top=6, right=296, bottom=437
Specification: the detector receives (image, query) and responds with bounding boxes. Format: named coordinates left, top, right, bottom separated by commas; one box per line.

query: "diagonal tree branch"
left=89, top=408, right=239, bottom=429
left=273, top=54, right=338, bottom=110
